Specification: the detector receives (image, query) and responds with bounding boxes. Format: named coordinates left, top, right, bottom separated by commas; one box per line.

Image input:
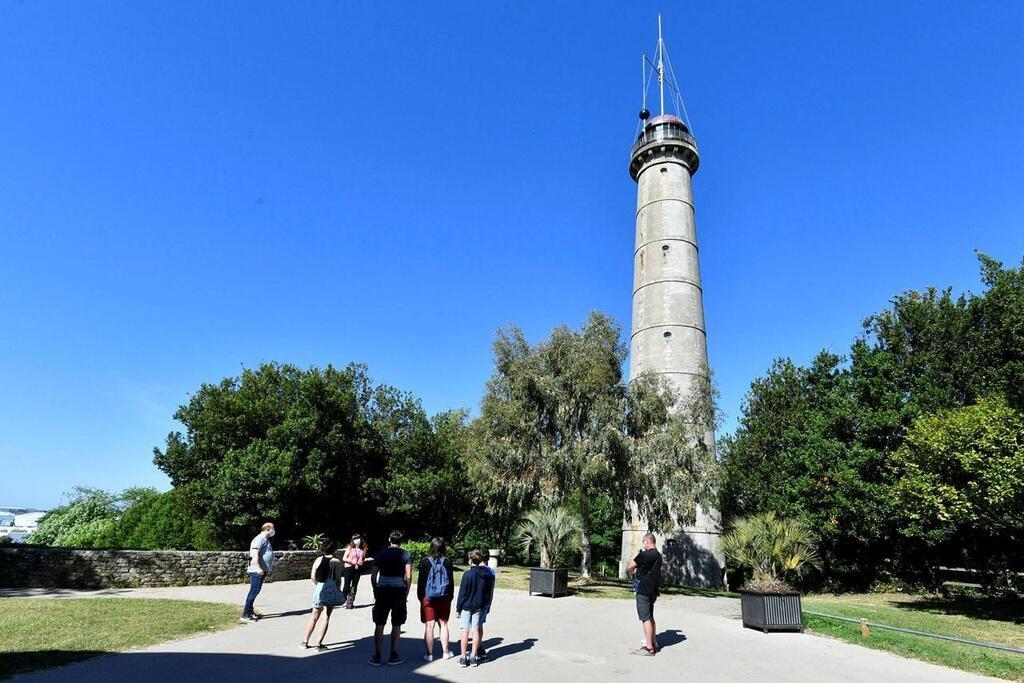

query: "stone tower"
left=619, top=21, right=724, bottom=587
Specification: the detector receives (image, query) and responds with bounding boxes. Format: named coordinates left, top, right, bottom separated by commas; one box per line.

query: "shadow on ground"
left=2, top=632, right=544, bottom=681
left=483, top=636, right=537, bottom=661
left=656, top=629, right=687, bottom=650
left=890, top=594, right=1024, bottom=625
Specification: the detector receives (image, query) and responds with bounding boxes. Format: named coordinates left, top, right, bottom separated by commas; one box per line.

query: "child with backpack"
left=416, top=537, right=455, bottom=662
left=455, top=548, right=495, bottom=667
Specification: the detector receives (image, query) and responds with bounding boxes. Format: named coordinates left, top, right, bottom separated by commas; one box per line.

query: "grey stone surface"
left=9, top=579, right=999, bottom=682
left=0, top=547, right=327, bottom=589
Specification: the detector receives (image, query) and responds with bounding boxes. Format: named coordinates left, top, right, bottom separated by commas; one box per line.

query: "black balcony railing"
left=631, top=121, right=697, bottom=156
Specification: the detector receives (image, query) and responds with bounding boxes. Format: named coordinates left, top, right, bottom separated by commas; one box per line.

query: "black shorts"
left=372, top=586, right=408, bottom=626
left=636, top=593, right=656, bottom=622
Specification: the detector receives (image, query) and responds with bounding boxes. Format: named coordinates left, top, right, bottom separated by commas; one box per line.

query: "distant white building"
left=0, top=508, right=47, bottom=543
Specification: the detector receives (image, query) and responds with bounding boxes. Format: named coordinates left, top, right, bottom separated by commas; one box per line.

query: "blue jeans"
left=243, top=572, right=264, bottom=616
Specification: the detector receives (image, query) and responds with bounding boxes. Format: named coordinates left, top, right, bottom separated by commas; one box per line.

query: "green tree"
left=469, top=312, right=718, bottom=577
left=368, top=408, right=476, bottom=543
left=720, top=253, right=1024, bottom=590
left=719, top=353, right=895, bottom=588
left=154, top=362, right=474, bottom=548
left=98, top=489, right=221, bottom=550
left=971, top=254, right=1024, bottom=408
left=891, top=396, right=1024, bottom=590
left=30, top=487, right=121, bottom=547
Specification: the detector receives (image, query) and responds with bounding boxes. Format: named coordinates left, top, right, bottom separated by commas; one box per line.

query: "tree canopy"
left=468, top=311, right=719, bottom=576
left=892, top=396, right=1023, bottom=591
left=721, top=253, right=1024, bottom=590
left=154, top=362, right=473, bottom=548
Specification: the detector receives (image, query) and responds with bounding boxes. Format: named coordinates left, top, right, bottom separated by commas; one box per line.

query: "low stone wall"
left=0, top=547, right=331, bottom=589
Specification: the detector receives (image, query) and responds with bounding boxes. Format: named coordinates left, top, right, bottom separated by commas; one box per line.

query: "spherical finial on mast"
left=639, top=108, right=651, bottom=121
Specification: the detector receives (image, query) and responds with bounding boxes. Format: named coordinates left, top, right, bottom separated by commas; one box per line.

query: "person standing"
left=241, top=522, right=275, bottom=623
left=455, top=549, right=495, bottom=668
left=368, top=531, right=412, bottom=667
left=342, top=534, right=366, bottom=609
left=416, top=537, right=455, bottom=662
left=473, top=549, right=497, bottom=660
left=302, top=539, right=344, bottom=649
left=626, top=532, right=662, bottom=656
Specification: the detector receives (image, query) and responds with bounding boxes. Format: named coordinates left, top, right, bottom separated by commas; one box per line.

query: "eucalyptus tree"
left=468, top=311, right=719, bottom=577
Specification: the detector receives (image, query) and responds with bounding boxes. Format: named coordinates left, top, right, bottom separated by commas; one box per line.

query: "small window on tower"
left=663, top=331, right=672, bottom=339
left=662, top=244, right=670, bottom=252
left=660, top=167, right=668, bottom=173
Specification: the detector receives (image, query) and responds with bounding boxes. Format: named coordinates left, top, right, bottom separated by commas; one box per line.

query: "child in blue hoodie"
left=455, top=548, right=495, bottom=667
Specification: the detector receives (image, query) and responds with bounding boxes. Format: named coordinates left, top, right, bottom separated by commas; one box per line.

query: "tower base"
left=619, top=507, right=725, bottom=589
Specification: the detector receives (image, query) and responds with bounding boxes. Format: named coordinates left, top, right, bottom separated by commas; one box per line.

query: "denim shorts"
left=458, top=609, right=482, bottom=630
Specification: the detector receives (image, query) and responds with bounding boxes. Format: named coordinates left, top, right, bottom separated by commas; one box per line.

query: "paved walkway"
left=7, top=579, right=999, bottom=682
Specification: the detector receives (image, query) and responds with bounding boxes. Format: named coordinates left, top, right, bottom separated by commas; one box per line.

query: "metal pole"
left=657, top=15, right=665, bottom=116
left=642, top=52, right=646, bottom=110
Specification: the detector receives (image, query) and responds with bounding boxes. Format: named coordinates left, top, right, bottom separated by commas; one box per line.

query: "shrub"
left=516, top=507, right=580, bottom=569
left=720, top=512, right=820, bottom=592
left=404, top=541, right=430, bottom=566
left=302, top=534, right=328, bottom=551
left=29, top=487, right=122, bottom=548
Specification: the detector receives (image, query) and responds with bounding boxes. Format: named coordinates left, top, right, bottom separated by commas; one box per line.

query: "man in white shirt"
left=241, top=522, right=275, bottom=622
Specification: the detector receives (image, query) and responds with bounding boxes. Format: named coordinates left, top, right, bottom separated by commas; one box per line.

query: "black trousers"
left=342, top=566, right=361, bottom=597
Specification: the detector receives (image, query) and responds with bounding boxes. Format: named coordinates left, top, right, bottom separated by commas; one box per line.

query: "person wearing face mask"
left=342, top=533, right=367, bottom=609
left=241, top=521, right=276, bottom=623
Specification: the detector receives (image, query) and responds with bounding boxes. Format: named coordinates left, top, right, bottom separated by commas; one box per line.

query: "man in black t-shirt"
left=627, top=532, right=662, bottom=656
left=369, top=531, right=412, bottom=666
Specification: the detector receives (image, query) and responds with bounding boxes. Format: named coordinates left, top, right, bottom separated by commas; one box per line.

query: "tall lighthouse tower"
left=620, top=18, right=724, bottom=587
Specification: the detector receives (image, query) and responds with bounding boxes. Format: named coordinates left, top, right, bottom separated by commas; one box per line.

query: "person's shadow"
left=481, top=637, right=538, bottom=661
left=656, top=629, right=687, bottom=650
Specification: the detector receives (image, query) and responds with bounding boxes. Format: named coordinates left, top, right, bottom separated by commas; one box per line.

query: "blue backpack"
left=425, top=556, right=449, bottom=600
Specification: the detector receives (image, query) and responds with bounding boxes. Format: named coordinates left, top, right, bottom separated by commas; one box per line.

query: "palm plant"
left=302, top=533, right=328, bottom=551
left=720, top=512, right=820, bottom=592
left=516, top=506, right=581, bottom=569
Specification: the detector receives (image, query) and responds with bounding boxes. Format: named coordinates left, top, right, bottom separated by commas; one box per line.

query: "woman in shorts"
left=302, top=539, right=343, bottom=649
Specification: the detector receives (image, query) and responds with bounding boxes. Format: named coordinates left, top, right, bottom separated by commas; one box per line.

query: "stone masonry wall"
left=0, top=547, right=333, bottom=589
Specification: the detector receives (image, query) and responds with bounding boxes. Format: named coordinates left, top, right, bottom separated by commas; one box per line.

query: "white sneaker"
left=443, top=650, right=456, bottom=660
left=422, top=654, right=433, bottom=662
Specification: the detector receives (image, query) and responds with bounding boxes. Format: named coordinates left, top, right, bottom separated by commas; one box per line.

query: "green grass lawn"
left=0, top=598, right=241, bottom=679
left=440, top=563, right=730, bottom=599
left=803, top=593, right=1024, bottom=681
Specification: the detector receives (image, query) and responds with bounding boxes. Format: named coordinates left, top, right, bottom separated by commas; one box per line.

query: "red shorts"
left=420, top=596, right=452, bottom=622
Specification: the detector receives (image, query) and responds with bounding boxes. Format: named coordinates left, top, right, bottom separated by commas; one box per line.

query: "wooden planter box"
left=528, top=567, right=569, bottom=597
left=739, top=589, right=804, bottom=632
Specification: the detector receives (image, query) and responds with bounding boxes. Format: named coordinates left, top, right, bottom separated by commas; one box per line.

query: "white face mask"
left=267, top=529, right=276, bottom=538
left=353, top=538, right=361, bottom=546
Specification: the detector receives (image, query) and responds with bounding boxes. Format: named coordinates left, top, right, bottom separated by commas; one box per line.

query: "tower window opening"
left=663, top=331, right=672, bottom=338
left=661, top=244, right=670, bottom=252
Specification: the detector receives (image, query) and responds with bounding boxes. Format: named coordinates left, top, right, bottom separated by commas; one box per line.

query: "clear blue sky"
left=2, top=3, right=1023, bottom=508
